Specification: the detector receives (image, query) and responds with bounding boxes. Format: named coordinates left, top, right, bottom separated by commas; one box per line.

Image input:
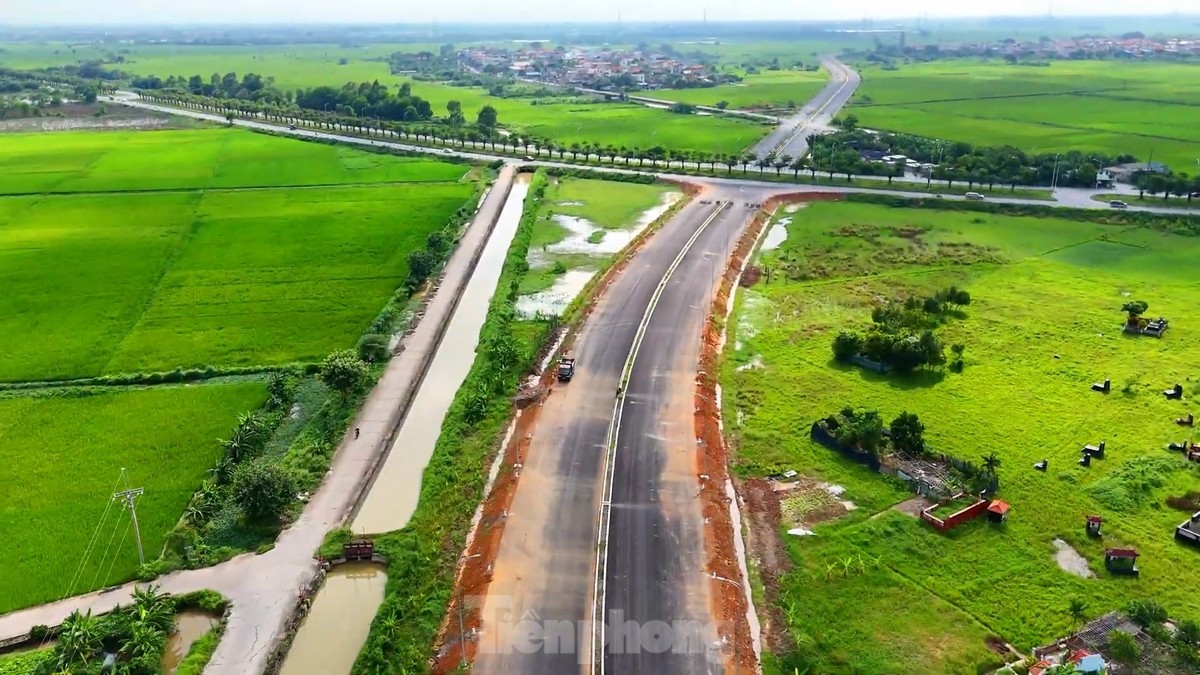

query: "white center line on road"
left=590, top=200, right=731, bottom=675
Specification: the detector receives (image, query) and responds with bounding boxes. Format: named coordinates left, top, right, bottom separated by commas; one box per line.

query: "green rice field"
left=0, top=129, right=472, bottom=382
left=725, top=201, right=1200, bottom=672
left=655, top=70, right=828, bottom=110
left=850, top=59, right=1200, bottom=172
left=0, top=123, right=473, bottom=614
left=0, top=384, right=267, bottom=615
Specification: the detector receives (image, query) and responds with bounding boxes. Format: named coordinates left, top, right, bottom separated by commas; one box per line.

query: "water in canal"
left=277, top=563, right=388, bottom=675
left=161, top=611, right=219, bottom=674
left=353, top=175, right=530, bottom=535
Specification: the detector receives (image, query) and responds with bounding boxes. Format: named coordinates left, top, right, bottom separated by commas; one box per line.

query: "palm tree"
left=741, top=153, right=755, bottom=174
left=791, top=156, right=807, bottom=178
left=775, top=154, right=792, bottom=176
left=982, top=452, right=1001, bottom=476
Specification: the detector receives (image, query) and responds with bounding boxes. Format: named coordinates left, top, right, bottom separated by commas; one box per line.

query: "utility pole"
left=113, top=468, right=145, bottom=566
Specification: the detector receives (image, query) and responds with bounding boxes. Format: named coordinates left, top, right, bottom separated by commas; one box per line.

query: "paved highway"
left=601, top=194, right=767, bottom=675
left=752, top=56, right=861, bottom=158
left=474, top=190, right=769, bottom=675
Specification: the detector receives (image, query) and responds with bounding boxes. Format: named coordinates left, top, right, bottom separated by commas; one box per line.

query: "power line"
left=112, top=467, right=146, bottom=566
left=85, top=508, right=126, bottom=594
left=63, top=471, right=125, bottom=600
left=100, top=515, right=133, bottom=591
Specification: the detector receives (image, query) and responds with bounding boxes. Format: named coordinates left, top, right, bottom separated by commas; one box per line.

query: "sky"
left=0, top=0, right=1191, bottom=26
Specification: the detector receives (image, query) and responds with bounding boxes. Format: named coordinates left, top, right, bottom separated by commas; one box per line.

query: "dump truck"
left=557, top=356, right=576, bottom=382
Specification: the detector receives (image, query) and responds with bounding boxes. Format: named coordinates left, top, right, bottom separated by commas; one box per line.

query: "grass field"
left=850, top=59, right=1200, bottom=172
left=0, top=129, right=473, bottom=382
left=655, top=69, right=828, bottom=110
left=0, top=384, right=266, bottom=615
left=725, top=201, right=1200, bottom=672
left=0, top=128, right=466, bottom=194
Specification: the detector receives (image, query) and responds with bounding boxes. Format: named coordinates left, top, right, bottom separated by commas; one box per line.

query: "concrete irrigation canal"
left=276, top=175, right=531, bottom=673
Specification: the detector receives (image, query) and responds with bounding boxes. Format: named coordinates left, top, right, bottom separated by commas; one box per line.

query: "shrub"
left=1122, top=300, right=1149, bottom=317
left=266, top=371, right=296, bottom=410
left=1125, top=598, right=1168, bottom=627
left=405, top=248, right=438, bottom=291
left=1108, top=629, right=1141, bottom=666
left=29, top=624, right=50, bottom=640
left=171, top=589, right=229, bottom=614
left=230, top=458, right=298, bottom=523
left=890, top=412, right=926, bottom=455
left=357, top=334, right=390, bottom=364
left=832, top=331, right=863, bottom=361
left=319, top=349, right=368, bottom=397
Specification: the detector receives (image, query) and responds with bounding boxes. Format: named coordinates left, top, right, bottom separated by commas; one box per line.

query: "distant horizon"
left=1, top=0, right=1197, bottom=29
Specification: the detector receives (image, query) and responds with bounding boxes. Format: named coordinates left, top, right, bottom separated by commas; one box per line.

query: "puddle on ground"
left=516, top=269, right=595, bottom=318
left=161, top=611, right=219, bottom=674
left=279, top=563, right=388, bottom=675
left=1053, top=538, right=1095, bottom=578
left=540, top=191, right=682, bottom=258
left=545, top=215, right=631, bottom=255
left=353, top=177, right=530, bottom=534
left=734, top=291, right=766, bottom=351
left=735, top=355, right=764, bottom=372
left=761, top=221, right=789, bottom=252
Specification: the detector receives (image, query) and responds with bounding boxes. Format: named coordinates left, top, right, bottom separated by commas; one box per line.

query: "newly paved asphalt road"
left=602, top=194, right=767, bottom=675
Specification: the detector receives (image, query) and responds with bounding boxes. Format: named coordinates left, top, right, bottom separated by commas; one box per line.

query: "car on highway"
left=1109, top=200, right=1129, bottom=209
left=523, top=155, right=535, bottom=161
left=288, top=124, right=297, bottom=130
left=965, top=192, right=985, bottom=201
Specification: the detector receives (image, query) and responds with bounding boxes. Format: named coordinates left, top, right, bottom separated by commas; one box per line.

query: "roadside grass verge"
left=1091, top=193, right=1200, bottom=210
left=0, top=384, right=264, bottom=615
left=351, top=170, right=555, bottom=673
left=724, top=201, right=1200, bottom=670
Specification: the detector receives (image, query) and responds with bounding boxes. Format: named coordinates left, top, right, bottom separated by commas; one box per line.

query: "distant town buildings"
left=458, top=46, right=732, bottom=90
left=902, top=34, right=1200, bottom=60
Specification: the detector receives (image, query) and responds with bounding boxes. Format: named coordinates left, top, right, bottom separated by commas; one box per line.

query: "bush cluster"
left=832, top=287, right=970, bottom=372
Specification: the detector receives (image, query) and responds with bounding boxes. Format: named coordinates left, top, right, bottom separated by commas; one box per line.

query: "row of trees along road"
left=1135, top=171, right=1200, bottom=203
left=126, top=77, right=1195, bottom=197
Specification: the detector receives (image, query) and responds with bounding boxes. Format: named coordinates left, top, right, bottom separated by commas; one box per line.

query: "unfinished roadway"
left=474, top=187, right=774, bottom=675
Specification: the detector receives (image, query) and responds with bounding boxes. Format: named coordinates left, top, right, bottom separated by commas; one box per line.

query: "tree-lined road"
left=106, top=90, right=1197, bottom=217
